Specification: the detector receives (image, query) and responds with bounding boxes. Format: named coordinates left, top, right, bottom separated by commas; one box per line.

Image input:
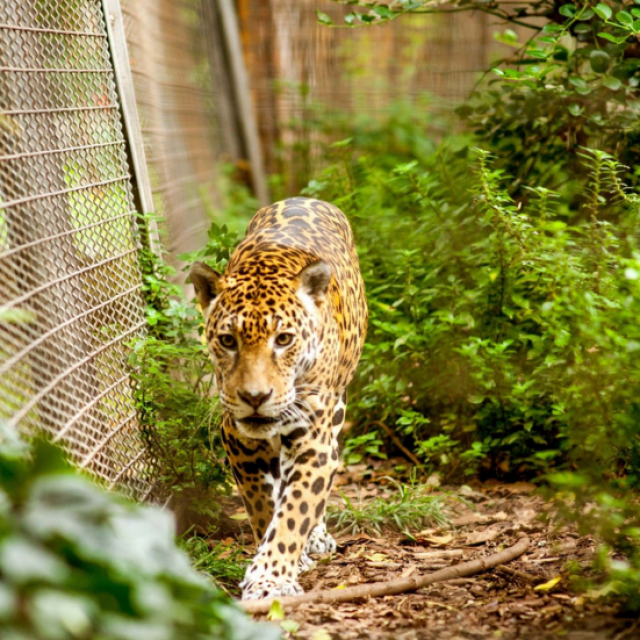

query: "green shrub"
left=0, top=426, right=279, bottom=640
left=129, top=219, right=240, bottom=532
left=326, top=1, right=640, bottom=192
left=311, top=2, right=640, bottom=605
left=307, top=141, right=640, bottom=476
left=304, top=137, right=640, bottom=607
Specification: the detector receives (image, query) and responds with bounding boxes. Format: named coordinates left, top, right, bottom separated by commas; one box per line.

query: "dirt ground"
left=223, top=460, right=638, bottom=640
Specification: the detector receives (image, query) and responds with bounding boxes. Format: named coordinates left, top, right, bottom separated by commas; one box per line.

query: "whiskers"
left=219, top=390, right=241, bottom=412
left=293, top=396, right=315, bottom=416
left=294, top=382, right=320, bottom=394
left=278, top=384, right=320, bottom=427
left=281, top=403, right=313, bottom=428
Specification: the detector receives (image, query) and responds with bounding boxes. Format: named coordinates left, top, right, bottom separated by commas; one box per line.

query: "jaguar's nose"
left=237, top=389, right=273, bottom=409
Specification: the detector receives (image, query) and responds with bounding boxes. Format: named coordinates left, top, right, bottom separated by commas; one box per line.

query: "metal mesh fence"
left=0, top=0, right=149, bottom=497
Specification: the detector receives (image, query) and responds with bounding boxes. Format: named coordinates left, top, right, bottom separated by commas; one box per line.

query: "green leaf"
left=316, top=11, right=333, bottom=25
left=559, top=4, right=576, bottom=17
left=373, top=6, right=392, bottom=18
left=30, top=591, right=94, bottom=639
left=569, top=76, right=587, bottom=87
left=597, top=31, right=627, bottom=44
left=594, top=3, right=612, bottom=21
left=602, top=76, right=622, bottom=90
left=495, top=29, right=519, bottom=46
left=528, top=49, right=549, bottom=59
left=0, top=538, right=68, bottom=584
left=590, top=49, right=611, bottom=73
left=568, top=103, right=583, bottom=116
left=267, top=600, right=285, bottom=621
left=616, top=10, right=633, bottom=25
left=504, top=68, right=523, bottom=78
left=281, top=619, right=300, bottom=633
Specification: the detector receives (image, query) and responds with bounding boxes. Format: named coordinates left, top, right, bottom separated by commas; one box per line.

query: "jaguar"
left=190, top=197, right=367, bottom=599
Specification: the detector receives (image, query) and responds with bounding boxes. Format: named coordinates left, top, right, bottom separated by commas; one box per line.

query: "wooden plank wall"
left=236, top=0, right=504, bottom=192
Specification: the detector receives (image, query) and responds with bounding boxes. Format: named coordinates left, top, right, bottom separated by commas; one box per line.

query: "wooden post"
left=101, top=0, right=161, bottom=253
left=217, top=0, right=270, bottom=206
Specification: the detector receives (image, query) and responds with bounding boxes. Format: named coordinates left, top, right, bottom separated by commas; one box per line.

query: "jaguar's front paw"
left=298, top=549, right=316, bottom=574
left=241, top=577, right=304, bottom=600
left=305, top=521, right=337, bottom=555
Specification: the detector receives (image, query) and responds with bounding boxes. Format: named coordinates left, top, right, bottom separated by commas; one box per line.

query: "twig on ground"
left=612, top=619, right=639, bottom=640
left=496, top=564, right=537, bottom=583
left=240, top=537, right=530, bottom=614
left=411, top=549, right=464, bottom=560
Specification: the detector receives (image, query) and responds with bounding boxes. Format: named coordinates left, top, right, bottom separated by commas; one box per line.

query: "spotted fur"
left=190, top=197, right=367, bottom=599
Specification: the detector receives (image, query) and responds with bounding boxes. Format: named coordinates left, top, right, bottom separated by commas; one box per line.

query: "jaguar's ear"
left=296, top=260, right=332, bottom=306
left=189, top=262, right=223, bottom=314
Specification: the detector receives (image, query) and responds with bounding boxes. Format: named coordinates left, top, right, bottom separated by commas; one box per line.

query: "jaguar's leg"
left=220, top=418, right=279, bottom=544
left=304, top=391, right=345, bottom=557
left=240, top=415, right=338, bottom=600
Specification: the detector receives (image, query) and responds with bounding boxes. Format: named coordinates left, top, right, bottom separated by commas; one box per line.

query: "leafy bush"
left=129, top=219, right=240, bottom=532
left=312, top=1, right=640, bottom=606
left=272, top=96, right=446, bottom=197
left=307, top=141, right=640, bottom=478
left=303, top=129, right=640, bottom=607
left=462, top=0, right=640, bottom=196
left=0, top=426, right=279, bottom=640
left=326, top=1, right=640, bottom=193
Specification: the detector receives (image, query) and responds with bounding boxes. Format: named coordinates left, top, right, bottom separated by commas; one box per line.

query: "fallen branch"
left=496, top=564, right=536, bottom=583
left=240, top=536, right=530, bottom=614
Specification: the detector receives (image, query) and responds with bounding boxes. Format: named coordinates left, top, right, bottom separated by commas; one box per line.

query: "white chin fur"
left=234, top=419, right=282, bottom=439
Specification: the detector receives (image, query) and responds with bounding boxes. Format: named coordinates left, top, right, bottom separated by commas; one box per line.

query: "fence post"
left=202, top=0, right=244, bottom=162
left=101, top=0, right=161, bottom=253
left=217, top=0, right=271, bottom=206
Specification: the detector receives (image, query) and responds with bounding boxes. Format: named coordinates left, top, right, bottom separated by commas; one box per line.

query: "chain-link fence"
left=0, top=0, right=149, bottom=497
left=0, top=0, right=259, bottom=498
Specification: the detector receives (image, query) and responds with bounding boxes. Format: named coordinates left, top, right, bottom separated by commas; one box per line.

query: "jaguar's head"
left=190, top=257, right=331, bottom=438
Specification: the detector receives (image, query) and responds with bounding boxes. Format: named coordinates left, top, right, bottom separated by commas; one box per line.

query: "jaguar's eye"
left=218, top=334, right=237, bottom=350
left=275, top=333, right=294, bottom=347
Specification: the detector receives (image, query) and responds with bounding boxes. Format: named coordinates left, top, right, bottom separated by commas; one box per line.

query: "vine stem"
left=367, top=419, right=423, bottom=468
left=240, top=537, right=530, bottom=614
